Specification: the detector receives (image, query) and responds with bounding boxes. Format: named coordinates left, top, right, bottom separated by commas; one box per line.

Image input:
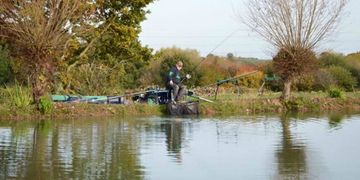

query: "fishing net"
left=166, top=101, right=200, bottom=116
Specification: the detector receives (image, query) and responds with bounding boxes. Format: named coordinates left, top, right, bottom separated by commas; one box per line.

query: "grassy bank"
left=200, top=91, right=360, bottom=116
left=1, top=87, right=360, bottom=120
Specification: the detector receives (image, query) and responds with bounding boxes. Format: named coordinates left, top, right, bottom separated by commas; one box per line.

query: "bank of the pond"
left=2, top=92, right=360, bottom=120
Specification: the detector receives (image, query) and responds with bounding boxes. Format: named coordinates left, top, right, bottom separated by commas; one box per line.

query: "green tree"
left=62, top=0, right=154, bottom=92
left=319, top=52, right=347, bottom=67
left=141, top=47, right=203, bottom=88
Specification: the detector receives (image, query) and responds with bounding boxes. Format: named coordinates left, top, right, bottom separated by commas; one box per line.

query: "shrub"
left=319, top=51, right=347, bottom=68
left=0, top=46, right=12, bottom=85
left=61, top=63, right=125, bottom=95
left=327, top=66, right=357, bottom=91
left=283, top=97, right=306, bottom=111
left=293, top=74, right=315, bottom=91
left=5, top=82, right=32, bottom=108
left=146, top=47, right=203, bottom=87
left=38, top=96, right=53, bottom=114
left=345, top=53, right=360, bottom=88
left=313, top=69, right=337, bottom=91
left=328, top=86, right=344, bottom=98
left=237, top=71, right=264, bottom=88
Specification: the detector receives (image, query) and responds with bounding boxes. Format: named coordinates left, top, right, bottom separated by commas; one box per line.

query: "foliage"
left=293, top=74, right=315, bottom=91
left=141, top=47, right=203, bottom=87
left=273, top=48, right=317, bottom=82
left=319, top=52, right=347, bottom=67
left=64, top=0, right=155, bottom=90
left=328, top=86, right=344, bottom=98
left=237, top=71, right=264, bottom=88
left=0, top=0, right=90, bottom=104
left=344, top=52, right=360, bottom=87
left=243, top=0, right=346, bottom=100
left=0, top=46, right=12, bottom=85
left=283, top=96, right=320, bottom=112
left=313, top=69, right=337, bottom=91
left=38, top=96, right=53, bottom=114
left=327, top=66, right=357, bottom=91
left=283, top=97, right=306, bottom=111
left=261, top=62, right=282, bottom=91
left=5, top=82, right=32, bottom=109
left=198, top=64, right=227, bottom=86
left=63, top=63, right=125, bottom=95
left=273, top=47, right=317, bottom=99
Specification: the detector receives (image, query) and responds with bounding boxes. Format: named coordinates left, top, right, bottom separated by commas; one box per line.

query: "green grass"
left=1, top=86, right=360, bottom=119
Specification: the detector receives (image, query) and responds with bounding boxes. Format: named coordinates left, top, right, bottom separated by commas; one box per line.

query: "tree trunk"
left=30, top=62, right=52, bottom=105
left=31, top=69, right=45, bottom=104
left=281, top=79, right=292, bottom=101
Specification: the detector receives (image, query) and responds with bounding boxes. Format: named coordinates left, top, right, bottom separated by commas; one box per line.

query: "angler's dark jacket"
left=167, top=67, right=181, bottom=85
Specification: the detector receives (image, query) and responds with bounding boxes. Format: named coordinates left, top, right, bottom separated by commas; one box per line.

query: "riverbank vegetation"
left=2, top=83, right=360, bottom=120
left=0, top=0, right=359, bottom=119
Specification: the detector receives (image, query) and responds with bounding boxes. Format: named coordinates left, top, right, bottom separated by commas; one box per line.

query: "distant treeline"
left=1, top=44, right=359, bottom=94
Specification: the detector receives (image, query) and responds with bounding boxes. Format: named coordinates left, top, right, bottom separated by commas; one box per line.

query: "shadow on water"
left=0, top=119, right=145, bottom=180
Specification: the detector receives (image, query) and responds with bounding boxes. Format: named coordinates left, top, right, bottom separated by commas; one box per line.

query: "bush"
left=345, top=53, right=360, bottom=88
left=319, top=52, right=347, bottom=68
left=327, top=66, right=357, bottom=91
left=313, top=69, right=337, bottom=91
left=5, top=82, right=32, bottom=108
left=283, top=97, right=306, bottom=111
left=293, top=74, right=315, bottom=91
left=38, top=96, right=53, bottom=114
left=0, top=46, right=12, bottom=85
left=328, top=86, right=344, bottom=98
left=60, top=63, right=125, bottom=95
left=237, top=71, right=264, bottom=88
left=143, top=47, right=203, bottom=87
left=198, top=64, right=227, bottom=86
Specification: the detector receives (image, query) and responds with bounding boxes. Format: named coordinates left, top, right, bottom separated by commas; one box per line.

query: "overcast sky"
left=139, top=0, right=360, bottom=59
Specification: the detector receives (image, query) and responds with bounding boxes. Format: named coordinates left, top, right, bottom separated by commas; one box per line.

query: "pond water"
left=1, top=113, right=360, bottom=180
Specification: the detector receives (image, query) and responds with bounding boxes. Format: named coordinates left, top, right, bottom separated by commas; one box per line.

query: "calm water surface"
left=1, top=113, right=360, bottom=180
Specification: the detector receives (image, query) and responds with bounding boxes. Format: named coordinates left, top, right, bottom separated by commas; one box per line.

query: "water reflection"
left=1, top=112, right=360, bottom=180
left=0, top=119, right=144, bottom=180
left=275, top=114, right=307, bottom=180
left=328, top=113, right=345, bottom=129
left=160, top=120, right=185, bottom=163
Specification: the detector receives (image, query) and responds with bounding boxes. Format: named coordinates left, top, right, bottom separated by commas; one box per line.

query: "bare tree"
left=241, top=0, right=347, bottom=100
left=0, top=0, right=87, bottom=104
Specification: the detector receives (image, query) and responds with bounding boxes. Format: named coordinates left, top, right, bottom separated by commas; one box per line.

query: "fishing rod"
left=181, top=28, right=241, bottom=83
left=191, top=28, right=241, bottom=72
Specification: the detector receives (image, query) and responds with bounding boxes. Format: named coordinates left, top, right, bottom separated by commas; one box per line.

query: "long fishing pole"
left=182, top=28, right=241, bottom=83
left=191, top=28, right=241, bottom=72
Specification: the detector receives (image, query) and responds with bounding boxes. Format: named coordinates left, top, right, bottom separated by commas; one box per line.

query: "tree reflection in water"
left=275, top=114, right=307, bottom=180
left=0, top=119, right=144, bottom=180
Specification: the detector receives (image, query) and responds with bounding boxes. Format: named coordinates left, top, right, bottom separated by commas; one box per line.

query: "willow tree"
left=242, top=0, right=347, bottom=100
left=0, top=0, right=88, bottom=103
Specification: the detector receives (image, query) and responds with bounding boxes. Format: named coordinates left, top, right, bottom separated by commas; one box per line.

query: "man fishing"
left=166, top=61, right=191, bottom=103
